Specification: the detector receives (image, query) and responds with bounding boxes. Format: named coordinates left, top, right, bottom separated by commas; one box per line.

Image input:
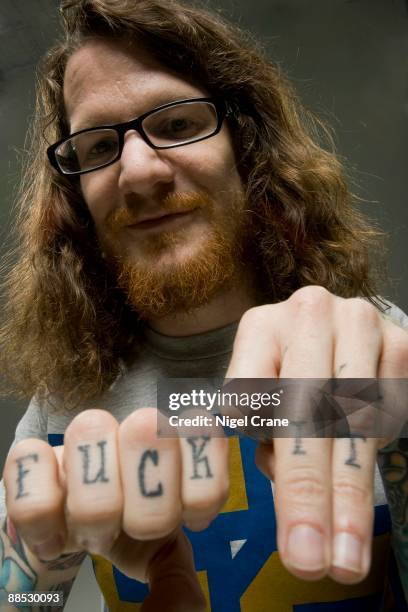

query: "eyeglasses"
left=47, top=97, right=227, bottom=176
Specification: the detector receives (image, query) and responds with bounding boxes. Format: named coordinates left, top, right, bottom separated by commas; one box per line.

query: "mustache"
left=105, top=192, right=214, bottom=233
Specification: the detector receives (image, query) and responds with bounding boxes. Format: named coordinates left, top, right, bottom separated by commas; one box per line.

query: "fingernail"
left=286, top=524, right=325, bottom=571
left=34, top=534, right=63, bottom=561
left=332, top=532, right=362, bottom=572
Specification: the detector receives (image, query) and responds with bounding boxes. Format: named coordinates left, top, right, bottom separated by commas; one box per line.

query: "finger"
left=225, top=305, right=281, bottom=378
left=280, top=286, right=334, bottom=376
left=181, top=431, right=229, bottom=531
left=142, top=529, right=206, bottom=612
left=273, top=437, right=332, bottom=580
left=328, top=299, right=382, bottom=583
left=118, top=407, right=182, bottom=540
left=53, top=445, right=66, bottom=489
left=332, top=298, right=382, bottom=379
left=224, top=306, right=280, bottom=442
left=64, top=409, right=122, bottom=554
left=329, top=437, right=376, bottom=583
left=4, top=438, right=66, bottom=560
left=377, top=320, right=408, bottom=440
left=378, top=318, right=408, bottom=379
left=273, top=287, right=334, bottom=579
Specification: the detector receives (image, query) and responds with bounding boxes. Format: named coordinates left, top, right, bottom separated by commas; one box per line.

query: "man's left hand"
left=225, top=285, right=408, bottom=584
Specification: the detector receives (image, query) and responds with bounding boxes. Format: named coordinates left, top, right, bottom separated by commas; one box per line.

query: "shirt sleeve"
left=383, top=300, right=408, bottom=329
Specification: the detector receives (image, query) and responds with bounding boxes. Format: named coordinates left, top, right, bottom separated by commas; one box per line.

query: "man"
left=0, top=0, right=407, bottom=610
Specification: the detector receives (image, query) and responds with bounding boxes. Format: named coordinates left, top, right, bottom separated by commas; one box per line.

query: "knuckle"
left=67, top=503, right=121, bottom=529
left=384, top=328, right=408, bottom=367
left=124, top=515, right=178, bottom=541
left=233, top=305, right=280, bottom=359
left=237, top=305, right=268, bottom=334
left=289, top=285, right=331, bottom=313
left=381, top=323, right=408, bottom=378
left=332, top=480, right=371, bottom=507
left=5, top=438, right=50, bottom=468
left=278, top=471, right=326, bottom=502
left=65, top=409, right=117, bottom=439
left=345, top=298, right=380, bottom=327
left=10, top=495, right=63, bottom=527
left=184, top=486, right=228, bottom=514
left=119, top=408, right=159, bottom=444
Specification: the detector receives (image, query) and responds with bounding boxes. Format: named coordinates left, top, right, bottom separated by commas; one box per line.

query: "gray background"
left=1, top=0, right=407, bottom=609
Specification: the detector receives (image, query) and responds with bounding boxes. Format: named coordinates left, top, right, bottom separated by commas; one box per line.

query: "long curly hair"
left=0, top=0, right=388, bottom=407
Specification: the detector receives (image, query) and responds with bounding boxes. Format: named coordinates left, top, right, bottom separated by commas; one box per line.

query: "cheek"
left=183, top=142, right=243, bottom=193
left=80, top=168, right=118, bottom=224
left=208, top=135, right=243, bottom=189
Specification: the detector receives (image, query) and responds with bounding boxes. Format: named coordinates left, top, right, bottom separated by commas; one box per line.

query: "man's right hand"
left=4, top=408, right=229, bottom=610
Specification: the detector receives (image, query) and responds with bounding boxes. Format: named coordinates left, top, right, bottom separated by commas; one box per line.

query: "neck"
left=148, top=283, right=257, bottom=337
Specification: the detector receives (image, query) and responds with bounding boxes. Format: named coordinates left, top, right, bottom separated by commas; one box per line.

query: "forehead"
left=64, top=38, right=207, bottom=132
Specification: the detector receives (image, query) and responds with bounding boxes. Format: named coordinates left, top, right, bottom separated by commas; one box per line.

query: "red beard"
left=100, top=191, right=251, bottom=319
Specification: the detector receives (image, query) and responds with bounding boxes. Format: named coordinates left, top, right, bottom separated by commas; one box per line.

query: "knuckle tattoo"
left=78, top=440, right=109, bottom=485
left=138, top=449, right=164, bottom=498
left=186, top=436, right=214, bottom=480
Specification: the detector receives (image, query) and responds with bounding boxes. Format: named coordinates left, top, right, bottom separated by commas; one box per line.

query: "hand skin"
left=226, top=286, right=408, bottom=587
left=3, top=408, right=229, bottom=611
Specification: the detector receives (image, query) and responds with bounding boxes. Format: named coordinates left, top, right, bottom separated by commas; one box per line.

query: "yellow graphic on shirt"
left=241, top=534, right=390, bottom=611
left=222, top=436, right=248, bottom=512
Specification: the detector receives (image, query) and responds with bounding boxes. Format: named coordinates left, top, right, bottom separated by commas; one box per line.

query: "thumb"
left=142, top=528, right=206, bottom=612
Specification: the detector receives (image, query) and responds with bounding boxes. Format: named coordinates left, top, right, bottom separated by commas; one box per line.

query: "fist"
left=4, top=408, right=229, bottom=609
left=226, top=286, right=408, bottom=584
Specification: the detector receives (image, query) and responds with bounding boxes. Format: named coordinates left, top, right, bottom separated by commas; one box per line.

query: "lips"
left=129, top=209, right=196, bottom=229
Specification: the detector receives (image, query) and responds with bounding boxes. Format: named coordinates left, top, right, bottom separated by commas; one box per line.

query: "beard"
left=99, top=191, right=253, bottom=320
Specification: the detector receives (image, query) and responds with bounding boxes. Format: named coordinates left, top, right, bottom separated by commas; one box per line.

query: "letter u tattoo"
left=77, top=441, right=109, bottom=484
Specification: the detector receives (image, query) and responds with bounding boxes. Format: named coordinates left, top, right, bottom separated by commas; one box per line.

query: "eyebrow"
left=69, top=93, right=207, bottom=134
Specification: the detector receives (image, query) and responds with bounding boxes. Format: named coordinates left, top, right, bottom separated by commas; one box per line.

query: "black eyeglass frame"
left=47, top=96, right=228, bottom=176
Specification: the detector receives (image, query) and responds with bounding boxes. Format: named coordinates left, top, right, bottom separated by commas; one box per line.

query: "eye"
left=71, top=129, right=119, bottom=170
left=158, top=116, right=200, bottom=139
left=143, top=101, right=218, bottom=146
left=171, top=118, right=189, bottom=131
left=85, top=138, right=118, bottom=160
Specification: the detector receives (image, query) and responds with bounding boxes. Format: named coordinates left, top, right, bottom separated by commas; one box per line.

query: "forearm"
left=0, top=516, right=86, bottom=611
left=378, top=439, right=408, bottom=600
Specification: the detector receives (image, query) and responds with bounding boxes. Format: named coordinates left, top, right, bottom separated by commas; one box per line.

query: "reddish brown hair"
left=0, top=0, right=388, bottom=407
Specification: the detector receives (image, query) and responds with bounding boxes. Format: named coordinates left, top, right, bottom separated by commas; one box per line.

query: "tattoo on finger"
left=291, top=422, right=306, bottom=455
left=138, top=449, right=163, bottom=497
left=77, top=441, right=109, bottom=484
left=15, top=454, right=39, bottom=499
left=344, top=436, right=366, bottom=469
left=335, top=362, right=347, bottom=377
left=187, top=436, right=213, bottom=479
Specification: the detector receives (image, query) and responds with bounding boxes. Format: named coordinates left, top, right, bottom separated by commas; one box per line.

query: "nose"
left=118, top=130, right=175, bottom=197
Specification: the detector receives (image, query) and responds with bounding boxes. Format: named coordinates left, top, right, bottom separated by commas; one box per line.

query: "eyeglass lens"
left=55, top=101, right=218, bottom=174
